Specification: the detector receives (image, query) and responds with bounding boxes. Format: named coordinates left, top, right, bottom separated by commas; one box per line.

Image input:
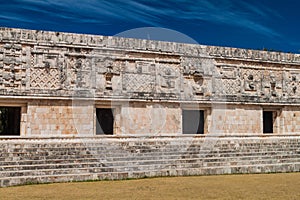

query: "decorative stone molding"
left=0, top=27, right=300, bottom=104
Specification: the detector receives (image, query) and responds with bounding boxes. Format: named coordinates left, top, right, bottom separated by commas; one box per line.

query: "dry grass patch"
left=1, top=173, right=300, bottom=200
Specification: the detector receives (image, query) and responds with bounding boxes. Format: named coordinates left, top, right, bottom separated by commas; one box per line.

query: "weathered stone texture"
left=0, top=27, right=300, bottom=136
left=0, top=136, right=300, bottom=187
left=211, top=105, right=261, bottom=134
left=0, top=27, right=300, bottom=103
left=281, top=106, right=300, bottom=133
left=1, top=28, right=300, bottom=187
left=26, top=100, right=93, bottom=136
left=120, top=102, right=181, bottom=134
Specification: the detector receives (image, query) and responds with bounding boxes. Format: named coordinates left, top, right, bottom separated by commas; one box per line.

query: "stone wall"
left=26, top=100, right=93, bottom=136
left=211, top=104, right=262, bottom=134
left=0, top=27, right=300, bottom=136
left=281, top=106, right=300, bottom=133
left=0, top=27, right=300, bottom=104
left=120, top=102, right=181, bottom=135
left=17, top=100, right=300, bottom=136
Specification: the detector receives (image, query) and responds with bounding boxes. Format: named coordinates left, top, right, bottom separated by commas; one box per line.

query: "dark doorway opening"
left=182, top=110, right=204, bottom=134
left=263, top=111, right=273, bottom=133
left=96, top=108, right=114, bottom=135
left=0, top=107, right=21, bottom=136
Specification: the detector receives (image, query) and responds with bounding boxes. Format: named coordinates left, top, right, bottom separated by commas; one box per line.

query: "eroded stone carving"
left=30, top=53, right=61, bottom=89
left=215, top=65, right=237, bottom=79
left=213, top=65, right=240, bottom=96
left=182, top=57, right=203, bottom=76
left=0, top=44, right=26, bottom=91
left=157, top=64, right=180, bottom=98
left=284, top=71, right=300, bottom=97
left=1, top=28, right=300, bottom=103
left=181, top=57, right=213, bottom=99
left=241, top=68, right=262, bottom=95
left=261, top=71, right=282, bottom=98
left=66, top=56, right=94, bottom=90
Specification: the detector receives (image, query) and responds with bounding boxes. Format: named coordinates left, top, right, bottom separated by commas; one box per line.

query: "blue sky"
left=0, top=0, right=299, bottom=53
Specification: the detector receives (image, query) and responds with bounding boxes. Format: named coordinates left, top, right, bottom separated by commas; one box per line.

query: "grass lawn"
left=1, top=173, right=300, bottom=200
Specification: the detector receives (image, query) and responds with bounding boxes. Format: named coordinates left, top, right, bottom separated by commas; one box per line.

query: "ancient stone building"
left=1, top=27, right=300, bottom=137
left=0, top=27, right=300, bottom=187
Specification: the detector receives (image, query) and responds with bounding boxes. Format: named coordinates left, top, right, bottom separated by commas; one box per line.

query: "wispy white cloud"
left=0, top=14, right=34, bottom=23
left=0, top=0, right=283, bottom=38
left=161, top=0, right=282, bottom=38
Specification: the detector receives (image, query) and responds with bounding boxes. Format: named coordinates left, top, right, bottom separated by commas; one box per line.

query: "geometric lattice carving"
left=30, top=68, right=60, bottom=89
left=214, top=78, right=240, bottom=95
left=224, top=79, right=240, bottom=94
left=123, top=74, right=155, bottom=93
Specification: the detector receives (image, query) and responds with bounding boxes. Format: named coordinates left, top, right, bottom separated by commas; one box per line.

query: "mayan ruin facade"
left=0, top=27, right=300, bottom=187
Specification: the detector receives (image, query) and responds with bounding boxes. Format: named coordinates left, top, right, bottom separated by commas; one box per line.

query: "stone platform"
left=1, top=28, right=300, bottom=187
left=1, top=135, right=300, bottom=187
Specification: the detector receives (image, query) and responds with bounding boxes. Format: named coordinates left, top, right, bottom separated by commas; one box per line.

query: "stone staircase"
left=1, top=135, right=300, bottom=187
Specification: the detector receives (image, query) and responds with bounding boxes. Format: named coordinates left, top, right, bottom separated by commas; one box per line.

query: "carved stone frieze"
left=0, top=43, right=26, bottom=91
left=212, top=65, right=240, bottom=96
left=30, top=68, right=60, bottom=89
left=213, top=78, right=240, bottom=96
left=1, top=27, right=300, bottom=103
left=215, top=65, right=237, bottom=79
left=284, top=71, right=300, bottom=97
left=122, top=61, right=156, bottom=96
left=66, top=56, right=94, bottom=90
left=240, top=68, right=262, bottom=95
left=261, top=70, right=283, bottom=98
left=157, top=64, right=180, bottom=98
left=181, top=57, right=213, bottom=99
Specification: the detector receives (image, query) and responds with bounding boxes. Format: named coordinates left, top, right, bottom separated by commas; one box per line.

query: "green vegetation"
left=1, top=173, right=300, bottom=199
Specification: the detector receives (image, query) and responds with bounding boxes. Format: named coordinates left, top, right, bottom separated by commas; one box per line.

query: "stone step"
left=1, top=150, right=299, bottom=163
left=0, top=149, right=299, bottom=165
left=1, top=162, right=300, bottom=187
left=0, top=164, right=189, bottom=178
left=0, top=171, right=130, bottom=187
left=1, top=156, right=300, bottom=176
left=2, top=143, right=300, bottom=153
left=1, top=152, right=298, bottom=168
left=1, top=147, right=298, bottom=162
left=0, top=162, right=102, bottom=171
left=0, top=154, right=96, bottom=162
left=2, top=158, right=300, bottom=179
left=0, top=173, right=103, bottom=188
left=0, top=153, right=299, bottom=170
left=89, top=157, right=300, bottom=168
left=0, top=159, right=202, bottom=173
left=2, top=145, right=299, bottom=156
left=105, top=153, right=300, bottom=163
left=1, top=137, right=300, bottom=187
left=1, top=139, right=299, bottom=145
left=0, top=158, right=101, bottom=166
left=0, top=166, right=115, bottom=178
left=202, top=158, right=300, bottom=167
left=3, top=143, right=300, bottom=151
